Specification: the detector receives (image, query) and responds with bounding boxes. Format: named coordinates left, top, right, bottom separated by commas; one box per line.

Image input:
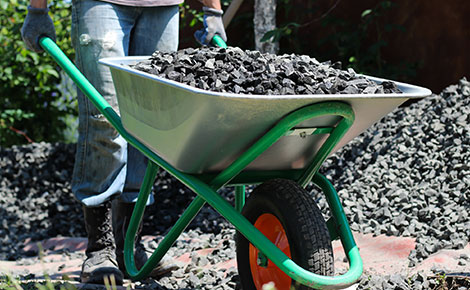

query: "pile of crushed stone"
left=318, top=78, right=470, bottom=265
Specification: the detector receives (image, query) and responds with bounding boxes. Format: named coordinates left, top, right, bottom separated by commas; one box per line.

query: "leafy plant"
left=260, top=22, right=300, bottom=43
left=179, top=3, right=204, bottom=29
left=0, top=0, right=76, bottom=147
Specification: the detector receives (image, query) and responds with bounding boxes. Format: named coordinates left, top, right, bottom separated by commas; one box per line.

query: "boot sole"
left=81, top=267, right=124, bottom=286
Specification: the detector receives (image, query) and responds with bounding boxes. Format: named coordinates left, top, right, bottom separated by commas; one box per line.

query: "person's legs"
left=71, top=0, right=178, bottom=208
left=71, top=0, right=179, bottom=281
left=71, top=0, right=138, bottom=207
left=71, top=0, right=138, bottom=283
left=118, top=4, right=179, bottom=203
left=129, top=5, right=179, bottom=55
left=112, top=5, right=180, bottom=277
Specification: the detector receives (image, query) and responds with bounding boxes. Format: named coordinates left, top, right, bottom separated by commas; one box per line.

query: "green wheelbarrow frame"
left=40, top=36, right=363, bottom=289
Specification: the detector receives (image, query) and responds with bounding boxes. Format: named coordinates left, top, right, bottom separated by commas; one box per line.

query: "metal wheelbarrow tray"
left=42, top=37, right=431, bottom=289
left=100, top=56, right=429, bottom=174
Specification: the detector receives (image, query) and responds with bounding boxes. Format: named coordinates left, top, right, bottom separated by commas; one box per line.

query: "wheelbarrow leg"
left=123, top=161, right=207, bottom=280
left=312, top=173, right=358, bottom=259
left=123, top=161, right=159, bottom=278
left=235, top=185, right=246, bottom=212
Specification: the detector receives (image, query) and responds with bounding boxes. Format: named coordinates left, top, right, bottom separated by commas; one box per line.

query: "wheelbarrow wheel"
left=236, top=178, right=334, bottom=290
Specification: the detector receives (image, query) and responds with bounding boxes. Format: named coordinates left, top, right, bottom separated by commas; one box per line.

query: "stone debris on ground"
left=318, top=77, right=470, bottom=266
left=1, top=74, right=469, bottom=288
left=357, top=272, right=470, bottom=290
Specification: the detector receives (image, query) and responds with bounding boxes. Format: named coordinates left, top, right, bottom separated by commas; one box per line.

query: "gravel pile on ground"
left=318, top=77, right=470, bottom=265
left=0, top=143, right=79, bottom=260
left=132, top=47, right=401, bottom=95
left=137, top=228, right=240, bottom=290
left=0, top=143, right=230, bottom=260
left=357, top=272, right=470, bottom=290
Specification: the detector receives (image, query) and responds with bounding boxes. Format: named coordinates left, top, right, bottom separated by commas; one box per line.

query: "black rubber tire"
left=236, top=179, right=334, bottom=290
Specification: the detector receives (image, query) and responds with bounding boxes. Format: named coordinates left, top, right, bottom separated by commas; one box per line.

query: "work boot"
left=81, top=203, right=124, bottom=285
left=112, top=199, right=178, bottom=278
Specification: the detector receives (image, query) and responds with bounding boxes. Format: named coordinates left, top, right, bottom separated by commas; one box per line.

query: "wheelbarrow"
left=40, top=36, right=431, bottom=289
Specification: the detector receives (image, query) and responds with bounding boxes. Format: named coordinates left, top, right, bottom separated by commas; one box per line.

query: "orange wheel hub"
left=249, top=213, right=292, bottom=289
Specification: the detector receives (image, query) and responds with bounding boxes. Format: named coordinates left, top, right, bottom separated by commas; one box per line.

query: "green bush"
left=0, top=0, right=75, bottom=147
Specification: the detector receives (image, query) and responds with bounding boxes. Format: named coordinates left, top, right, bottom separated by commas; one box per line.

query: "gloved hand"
left=194, top=7, right=227, bottom=46
left=21, top=6, right=56, bottom=53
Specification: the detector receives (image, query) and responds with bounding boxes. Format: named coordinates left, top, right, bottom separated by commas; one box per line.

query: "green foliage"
left=260, top=22, right=299, bottom=43
left=179, top=3, right=204, bottom=29
left=263, top=0, right=418, bottom=80
left=0, top=0, right=75, bottom=147
left=321, top=0, right=413, bottom=78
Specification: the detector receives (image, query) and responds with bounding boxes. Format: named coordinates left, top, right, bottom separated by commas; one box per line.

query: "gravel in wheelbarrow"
left=132, top=46, right=402, bottom=96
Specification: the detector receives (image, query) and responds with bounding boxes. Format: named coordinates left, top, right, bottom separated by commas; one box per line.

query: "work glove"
left=194, top=7, right=227, bottom=46
left=21, top=6, right=56, bottom=53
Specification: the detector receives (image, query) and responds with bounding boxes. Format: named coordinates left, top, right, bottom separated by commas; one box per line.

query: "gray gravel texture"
left=317, top=77, right=470, bottom=266
left=1, top=75, right=469, bottom=288
left=356, top=271, right=470, bottom=290
left=0, top=143, right=231, bottom=261
left=132, top=46, right=402, bottom=95
left=0, top=143, right=80, bottom=260
left=135, top=228, right=240, bottom=290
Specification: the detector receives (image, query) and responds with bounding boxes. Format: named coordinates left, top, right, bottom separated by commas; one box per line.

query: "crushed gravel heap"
left=132, top=47, right=402, bottom=95
left=319, top=77, right=470, bottom=265
left=138, top=228, right=240, bottom=290
left=357, top=271, right=470, bottom=290
left=0, top=143, right=80, bottom=260
left=0, top=143, right=230, bottom=261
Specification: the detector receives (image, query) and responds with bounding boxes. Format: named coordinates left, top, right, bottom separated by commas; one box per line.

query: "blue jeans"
left=71, top=0, right=179, bottom=206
